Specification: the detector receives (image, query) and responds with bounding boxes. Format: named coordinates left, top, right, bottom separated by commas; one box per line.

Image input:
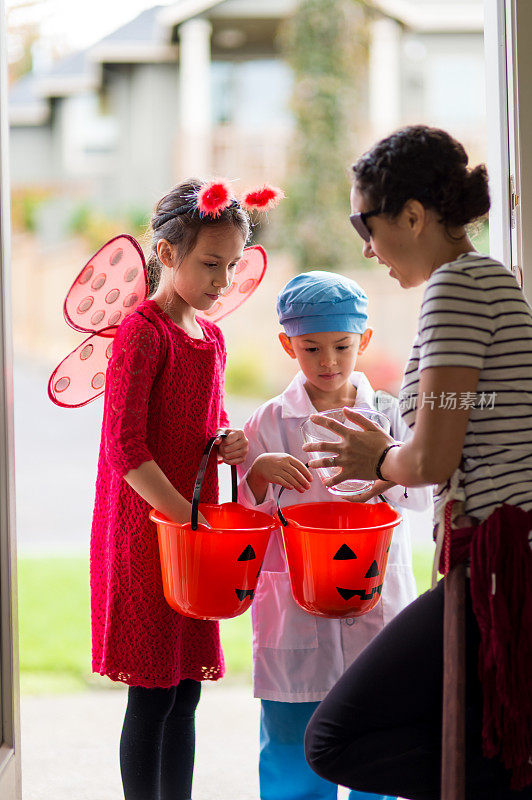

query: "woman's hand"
left=247, top=453, right=312, bottom=504
left=217, top=429, right=249, bottom=465
left=302, top=407, right=396, bottom=488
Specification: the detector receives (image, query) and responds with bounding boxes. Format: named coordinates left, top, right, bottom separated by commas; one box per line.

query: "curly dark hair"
left=145, top=179, right=250, bottom=295
left=352, top=125, right=490, bottom=230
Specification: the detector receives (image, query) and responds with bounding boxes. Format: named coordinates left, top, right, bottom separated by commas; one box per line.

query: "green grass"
left=412, top=546, right=433, bottom=595
left=18, top=549, right=434, bottom=694
left=18, top=556, right=91, bottom=693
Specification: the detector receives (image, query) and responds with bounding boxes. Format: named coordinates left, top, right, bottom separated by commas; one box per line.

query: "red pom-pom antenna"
left=241, top=184, right=285, bottom=212
left=197, top=180, right=233, bottom=217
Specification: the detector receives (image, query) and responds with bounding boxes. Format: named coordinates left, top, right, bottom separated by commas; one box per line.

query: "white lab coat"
left=237, top=370, right=433, bottom=702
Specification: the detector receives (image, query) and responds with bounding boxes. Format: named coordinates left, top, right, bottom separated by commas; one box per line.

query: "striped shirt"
left=400, top=252, right=532, bottom=521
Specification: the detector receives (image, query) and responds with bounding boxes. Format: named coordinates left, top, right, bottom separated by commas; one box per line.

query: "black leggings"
left=305, top=580, right=532, bottom=800
left=120, top=680, right=201, bottom=800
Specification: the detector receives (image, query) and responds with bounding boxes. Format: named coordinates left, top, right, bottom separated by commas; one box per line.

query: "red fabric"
left=90, top=300, right=228, bottom=687
left=439, top=504, right=532, bottom=790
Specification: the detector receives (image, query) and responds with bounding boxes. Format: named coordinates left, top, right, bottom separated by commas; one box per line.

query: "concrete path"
left=20, top=683, right=360, bottom=799
left=21, top=683, right=261, bottom=800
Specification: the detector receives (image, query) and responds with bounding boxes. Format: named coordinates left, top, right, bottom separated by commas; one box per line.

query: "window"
left=211, top=59, right=293, bottom=130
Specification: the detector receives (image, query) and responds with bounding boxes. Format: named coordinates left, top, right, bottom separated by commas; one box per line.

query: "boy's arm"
left=236, top=412, right=311, bottom=509
left=246, top=453, right=311, bottom=504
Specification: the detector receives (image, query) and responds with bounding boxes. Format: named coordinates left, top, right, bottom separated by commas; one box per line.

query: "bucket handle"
left=276, top=484, right=289, bottom=527
left=191, top=433, right=238, bottom=531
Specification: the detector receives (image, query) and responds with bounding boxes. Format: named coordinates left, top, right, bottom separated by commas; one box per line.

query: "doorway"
left=0, top=0, right=21, bottom=796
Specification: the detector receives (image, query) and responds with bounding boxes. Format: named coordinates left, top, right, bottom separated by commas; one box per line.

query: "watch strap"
left=375, top=443, right=401, bottom=481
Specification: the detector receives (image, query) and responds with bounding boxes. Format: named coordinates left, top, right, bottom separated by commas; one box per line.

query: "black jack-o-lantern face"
left=279, top=501, right=399, bottom=618
left=234, top=544, right=263, bottom=602
left=154, top=504, right=274, bottom=620
left=332, top=543, right=384, bottom=602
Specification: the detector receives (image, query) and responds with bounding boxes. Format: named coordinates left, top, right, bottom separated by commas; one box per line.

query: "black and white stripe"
left=400, top=252, right=532, bottom=520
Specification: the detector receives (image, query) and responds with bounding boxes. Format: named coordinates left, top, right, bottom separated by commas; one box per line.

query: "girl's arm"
left=103, top=316, right=208, bottom=525
left=124, top=460, right=208, bottom=525
left=304, top=366, right=479, bottom=489
left=218, top=429, right=249, bottom=465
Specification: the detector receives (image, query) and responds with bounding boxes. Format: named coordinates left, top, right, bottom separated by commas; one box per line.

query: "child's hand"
left=250, top=453, right=312, bottom=497
left=217, top=429, right=249, bottom=465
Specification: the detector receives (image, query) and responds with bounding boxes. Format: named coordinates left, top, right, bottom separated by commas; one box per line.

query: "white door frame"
left=484, top=0, right=512, bottom=268
left=485, top=0, right=532, bottom=301
left=506, top=0, right=532, bottom=302
left=0, top=0, right=21, bottom=797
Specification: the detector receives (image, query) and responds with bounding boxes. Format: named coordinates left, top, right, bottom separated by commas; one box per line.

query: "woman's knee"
left=304, top=705, right=341, bottom=781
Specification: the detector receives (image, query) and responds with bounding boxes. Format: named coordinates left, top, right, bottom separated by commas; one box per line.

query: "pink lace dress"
left=90, top=300, right=228, bottom=687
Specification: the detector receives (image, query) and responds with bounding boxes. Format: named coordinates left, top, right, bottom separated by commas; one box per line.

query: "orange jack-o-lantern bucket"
left=278, top=500, right=402, bottom=618
left=150, top=435, right=276, bottom=620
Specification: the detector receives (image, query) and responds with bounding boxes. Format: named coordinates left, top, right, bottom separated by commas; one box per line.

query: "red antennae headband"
left=152, top=179, right=285, bottom=229
left=241, top=185, right=285, bottom=212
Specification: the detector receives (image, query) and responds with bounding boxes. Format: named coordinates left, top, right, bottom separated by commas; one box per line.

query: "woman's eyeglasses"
left=349, top=209, right=381, bottom=243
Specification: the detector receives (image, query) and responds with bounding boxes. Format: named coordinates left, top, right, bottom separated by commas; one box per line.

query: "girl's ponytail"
left=146, top=248, right=162, bottom=296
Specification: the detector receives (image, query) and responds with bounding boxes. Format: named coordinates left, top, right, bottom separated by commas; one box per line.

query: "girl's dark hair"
left=352, top=125, right=490, bottom=230
left=146, top=178, right=250, bottom=295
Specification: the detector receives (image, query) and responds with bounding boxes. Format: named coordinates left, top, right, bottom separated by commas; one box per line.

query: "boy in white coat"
left=237, top=271, right=432, bottom=800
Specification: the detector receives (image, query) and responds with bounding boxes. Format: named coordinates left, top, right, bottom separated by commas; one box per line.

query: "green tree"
left=280, top=0, right=370, bottom=271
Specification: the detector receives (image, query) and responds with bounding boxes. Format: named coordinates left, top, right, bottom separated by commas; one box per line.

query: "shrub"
left=225, top=349, right=269, bottom=398
left=11, top=188, right=50, bottom=232
left=279, top=0, right=370, bottom=272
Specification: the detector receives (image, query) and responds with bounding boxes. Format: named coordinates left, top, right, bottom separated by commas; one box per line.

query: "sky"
left=7, top=0, right=177, bottom=53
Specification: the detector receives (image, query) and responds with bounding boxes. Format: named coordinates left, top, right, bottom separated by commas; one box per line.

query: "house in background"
left=9, top=0, right=295, bottom=211
left=369, top=0, right=485, bottom=155
left=9, top=0, right=484, bottom=213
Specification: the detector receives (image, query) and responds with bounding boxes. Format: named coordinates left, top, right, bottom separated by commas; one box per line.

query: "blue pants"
left=260, top=699, right=395, bottom=800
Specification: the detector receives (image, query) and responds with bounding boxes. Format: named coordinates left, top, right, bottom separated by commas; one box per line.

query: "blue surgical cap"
left=276, top=271, right=368, bottom=336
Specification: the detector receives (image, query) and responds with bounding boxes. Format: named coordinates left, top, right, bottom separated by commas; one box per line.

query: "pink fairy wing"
left=64, top=234, right=147, bottom=333
left=50, top=242, right=267, bottom=406
left=48, top=328, right=117, bottom=408
left=198, top=245, right=267, bottom=323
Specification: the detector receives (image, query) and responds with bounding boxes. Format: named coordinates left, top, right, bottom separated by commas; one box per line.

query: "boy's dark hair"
left=146, top=178, right=250, bottom=295
left=352, top=125, right=490, bottom=231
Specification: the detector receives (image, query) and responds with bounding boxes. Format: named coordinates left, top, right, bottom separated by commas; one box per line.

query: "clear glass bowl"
left=301, top=407, right=391, bottom=496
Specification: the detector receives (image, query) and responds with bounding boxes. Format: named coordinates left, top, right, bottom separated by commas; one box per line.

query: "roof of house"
left=9, top=47, right=99, bottom=125
left=9, top=0, right=483, bottom=126
left=33, top=48, right=100, bottom=97
left=89, top=6, right=178, bottom=63
left=8, top=5, right=171, bottom=122
left=8, top=72, right=50, bottom=125
left=98, top=5, right=167, bottom=43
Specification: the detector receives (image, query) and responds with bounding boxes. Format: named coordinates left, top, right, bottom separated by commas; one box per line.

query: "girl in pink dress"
left=90, top=179, right=250, bottom=800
